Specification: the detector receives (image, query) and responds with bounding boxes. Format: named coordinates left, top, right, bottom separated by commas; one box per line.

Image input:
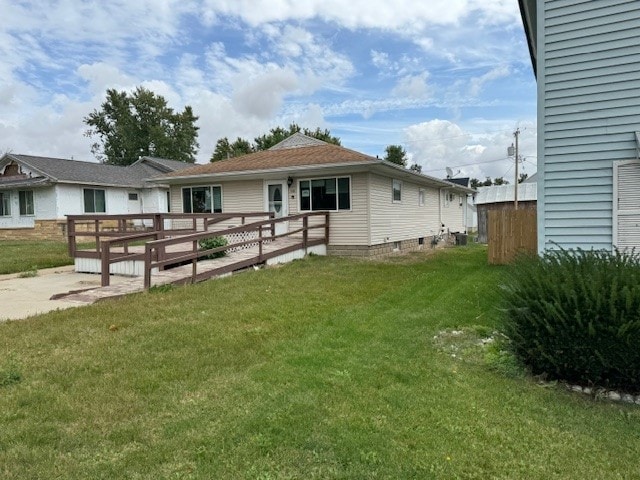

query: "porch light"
left=287, top=176, right=294, bottom=187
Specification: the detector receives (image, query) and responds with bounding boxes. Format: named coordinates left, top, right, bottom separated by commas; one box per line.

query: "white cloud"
left=405, top=119, right=537, bottom=181
left=0, top=0, right=534, bottom=166
left=232, top=69, right=299, bottom=118
left=392, top=73, right=430, bottom=100
left=77, top=63, right=135, bottom=94
left=199, top=0, right=519, bottom=31
left=468, top=65, right=511, bottom=97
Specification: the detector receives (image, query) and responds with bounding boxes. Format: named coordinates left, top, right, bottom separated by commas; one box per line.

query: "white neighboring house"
left=443, top=177, right=476, bottom=232
left=0, top=154, right=193, bottom=240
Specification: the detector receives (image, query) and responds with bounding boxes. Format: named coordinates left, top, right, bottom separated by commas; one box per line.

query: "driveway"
left=0, top=266, right=128, bottom=322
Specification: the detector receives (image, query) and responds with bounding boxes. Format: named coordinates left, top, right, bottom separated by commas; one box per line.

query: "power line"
left=421, top=156, right=511, bottom=173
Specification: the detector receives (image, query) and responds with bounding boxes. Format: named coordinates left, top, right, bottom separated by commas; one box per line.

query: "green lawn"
left=0, top=240, right=75, bottom=274
left=1, top=246, right=639, bottom=479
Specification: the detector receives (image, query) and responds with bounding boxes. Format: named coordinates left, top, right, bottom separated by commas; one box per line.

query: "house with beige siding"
left=154, top=134, right=473, bottom=257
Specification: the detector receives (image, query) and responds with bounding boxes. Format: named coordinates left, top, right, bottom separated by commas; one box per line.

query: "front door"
left=265, top=180, right=288, bottom=236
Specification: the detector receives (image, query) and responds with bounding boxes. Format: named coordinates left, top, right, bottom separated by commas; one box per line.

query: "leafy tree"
left=211, top=137, right=253, bottom=162
left=384, top=145, right=408, bottom=167
left=470, top=177, right=510, bottom=187
left=493, top=177, right=509, bottom=185
left=84, top=86, right=199, bottom=165
left=209, top=123, right=340, bottom=162
left=409, top=163, right=422, bottom=173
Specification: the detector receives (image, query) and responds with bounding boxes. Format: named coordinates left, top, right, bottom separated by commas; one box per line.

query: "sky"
left=0, top=0, right=538, bottom=182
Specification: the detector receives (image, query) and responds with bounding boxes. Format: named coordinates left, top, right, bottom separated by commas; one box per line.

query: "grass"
left=0, top=240, right=74, bottom=274
left=1, top=246, right=639, bottom=479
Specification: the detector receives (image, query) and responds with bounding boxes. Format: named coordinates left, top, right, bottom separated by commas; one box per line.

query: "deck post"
left=144, top=245, right=152, bottom=290
left=325, top=213, right=330, bottom=244
left=302, top=215, right=308, bottom=253
left=67, top=217, right=76, bottom=257
left=100, top=240, right=110, bottom=287
left=258, top=225, right=263, bottom=262
left=94, top=219, right=100, bottom=252
left=270, top=212, right=275, bottom=237
left=192, top=240, right=198, bottom=283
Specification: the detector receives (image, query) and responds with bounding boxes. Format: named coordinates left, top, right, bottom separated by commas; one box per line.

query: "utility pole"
left=508, top=129, right=521, bottom=210
left=514, top=128, right=520, bottom=210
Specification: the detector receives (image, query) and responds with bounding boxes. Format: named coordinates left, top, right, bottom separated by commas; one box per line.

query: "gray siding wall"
left=539, top=0, right=640, bottom=251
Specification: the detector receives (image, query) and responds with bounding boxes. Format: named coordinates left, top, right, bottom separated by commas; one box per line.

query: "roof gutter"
left=518, top=0, right=537, bottom=77
left=149, top=161, right=377, bottom=184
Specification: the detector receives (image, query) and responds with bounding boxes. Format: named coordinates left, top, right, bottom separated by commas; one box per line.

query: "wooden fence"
left=488, top=209, right=537, bottom=264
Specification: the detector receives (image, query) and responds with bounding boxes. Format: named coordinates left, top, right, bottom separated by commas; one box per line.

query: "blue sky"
left=0, top=0, right=537, bottom=181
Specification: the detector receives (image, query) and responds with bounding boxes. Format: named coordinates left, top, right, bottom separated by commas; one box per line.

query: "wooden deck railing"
left=143, top=212, right=330, bottom=289
left=67, top=212, right=273, bottom=259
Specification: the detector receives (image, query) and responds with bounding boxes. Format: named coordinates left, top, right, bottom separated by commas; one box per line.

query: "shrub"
left=198, top=236, right=228, bottom=259
left=501, top=248, right=640, bottom=393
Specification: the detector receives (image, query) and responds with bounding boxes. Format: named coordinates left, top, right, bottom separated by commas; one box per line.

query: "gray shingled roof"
left=4, top=154, right=190, bottom=187
left=133, top=156, right=196, bottom=173
left=269, top=132, right=329, bottom=150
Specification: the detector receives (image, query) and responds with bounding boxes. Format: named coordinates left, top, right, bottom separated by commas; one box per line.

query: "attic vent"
left=2, top=163, right=20, bottom=176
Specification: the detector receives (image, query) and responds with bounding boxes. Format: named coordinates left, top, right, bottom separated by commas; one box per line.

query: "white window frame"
left=298, top=176, right=352, bottom=212
left=418, top=188, right=425, bottom=206
left=0, top=192, right=10, bottom=216
left=392, top=179, right=402, bottom=203
left=83, top=188, right=106, bottom=214
left=443, top=189, right=450, bottom=208
left=18, top=190, right=35, bottom=216
left=181, top=185, right=223, bottom=214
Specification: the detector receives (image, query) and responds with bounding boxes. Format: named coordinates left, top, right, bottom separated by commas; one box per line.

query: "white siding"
left=539, top=0, right=640, bottom=252
left=613, top=160, right=640, bottom=251
left=56, top=184, right=129, bottom=216
left=369, top=173, right=440, bottom=245
left=440, top=189, right=466, bottom=233
left=0, top=187, right=56, bottom=228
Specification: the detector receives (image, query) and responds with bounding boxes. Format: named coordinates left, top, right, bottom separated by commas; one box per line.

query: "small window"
left=393, top=179, right=402, bottom=202
left=393, top=241, right=401, bottom=251
left=84, top=188, right=106, bottom=213
left=418, top=237, right=425, bottom=246
left=419, top=189, right=425, bottom=206
left=299, top=177, right=350, bottom=211
left=0, top=192, right=10, bottom=216
left=444, top=189, right=450, bottom=208
left=19, top=190, right=34, bottom=216
left=182, top=186, right=222, bottom=213
left=128, top=193, right=139, bottom=201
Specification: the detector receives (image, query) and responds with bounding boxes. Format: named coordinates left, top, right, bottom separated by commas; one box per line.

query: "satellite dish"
left=445, top=166, right=453, bottom=178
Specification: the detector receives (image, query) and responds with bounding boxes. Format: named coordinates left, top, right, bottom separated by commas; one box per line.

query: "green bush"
left=502, top=248, right=640, bottom=393
left=198, top=236, right=228, bottom=259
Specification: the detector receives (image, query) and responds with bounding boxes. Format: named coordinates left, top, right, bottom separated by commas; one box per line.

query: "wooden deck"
left=62, top=237, right=325, bottom=303
left=60, top=212, right=329, bottom=304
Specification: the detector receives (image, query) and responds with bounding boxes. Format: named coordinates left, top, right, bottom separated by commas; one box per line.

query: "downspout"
left=438, top=187, right=444, bottom=235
